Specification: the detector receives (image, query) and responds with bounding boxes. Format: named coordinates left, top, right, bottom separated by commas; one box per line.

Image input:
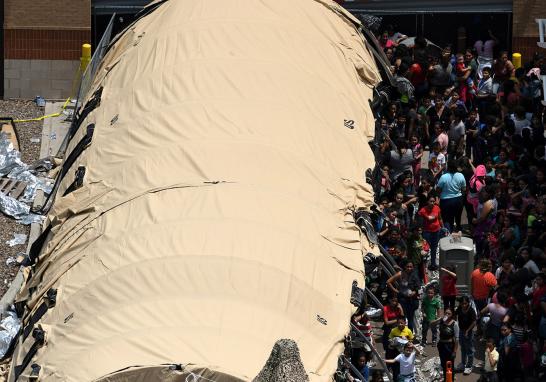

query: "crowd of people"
left=340, top=24, right=546, bottom=382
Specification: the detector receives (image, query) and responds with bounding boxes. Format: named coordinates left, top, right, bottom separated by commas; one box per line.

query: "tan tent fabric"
left=10, top=0, right=381, bottom=380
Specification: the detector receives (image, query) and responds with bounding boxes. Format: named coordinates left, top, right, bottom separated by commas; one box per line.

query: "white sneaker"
left=463, top=367, right=472, bottom=375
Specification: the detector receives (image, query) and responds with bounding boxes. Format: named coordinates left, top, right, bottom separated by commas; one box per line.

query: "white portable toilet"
left=439, top=235, right=475, bottom=296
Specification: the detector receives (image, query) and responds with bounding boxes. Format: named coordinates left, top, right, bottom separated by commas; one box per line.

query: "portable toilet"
left=439, top=235, right=475, bottom=296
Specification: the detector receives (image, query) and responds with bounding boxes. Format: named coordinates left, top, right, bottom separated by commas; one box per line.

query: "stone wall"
left=3, top=59, right=80, bottom=99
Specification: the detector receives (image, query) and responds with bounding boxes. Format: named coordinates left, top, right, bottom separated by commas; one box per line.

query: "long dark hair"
left=502, top=80, right=516, bottom=105
left=446, top=158, right=458, bottom=174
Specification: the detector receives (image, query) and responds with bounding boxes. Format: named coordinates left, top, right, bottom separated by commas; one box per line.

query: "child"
left=440, top=266, right=458, bottom=311
left=347, top=352, right=369, bottom=382
left=429, top=141, right=446, bottom=180
left=388, top=316, right=414, bottom=381
left=421, top=286, right=441, bottom=346
left=385, top=342, right=421, bottom=382
left=456, top=53, right=476, bottom=95
left=484, top=337, right=499, bottom=382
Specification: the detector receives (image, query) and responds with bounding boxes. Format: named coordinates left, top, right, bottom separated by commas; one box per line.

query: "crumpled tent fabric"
left=9, top=0, right=380, bottom=380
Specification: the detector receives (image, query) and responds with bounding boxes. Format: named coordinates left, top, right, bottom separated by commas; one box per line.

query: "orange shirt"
left=471, top=269, right=497, bottom=300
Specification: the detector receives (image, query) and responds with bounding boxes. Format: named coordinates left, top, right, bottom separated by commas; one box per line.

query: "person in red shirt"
left=418, top=195, right=443, bottom=271
left=471, top=259, right=498, bottom=334
left=440, top=265, right=458, bottom=311
left=382, top=295, right=404, bottom=353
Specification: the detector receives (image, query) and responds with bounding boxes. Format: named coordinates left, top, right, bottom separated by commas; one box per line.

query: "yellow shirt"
left=484, top=348, right=499, bottom=372
left=389, top=326, right=414, bottom=341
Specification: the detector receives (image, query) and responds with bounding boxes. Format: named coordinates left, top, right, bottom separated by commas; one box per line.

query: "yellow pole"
left=81, top=43, right=92, bottom=73
left=512, top=53, right=522, bottom=69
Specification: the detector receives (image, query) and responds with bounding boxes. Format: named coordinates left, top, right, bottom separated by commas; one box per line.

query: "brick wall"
left=3, top=0, right=91, bottom=98
left=512, top=0, right=546, bottom=61
left=3, top=0, right=91, bottom=61
left=4, top=30, right=90, bottom=60
left=4, top=0, right=90, bottom=30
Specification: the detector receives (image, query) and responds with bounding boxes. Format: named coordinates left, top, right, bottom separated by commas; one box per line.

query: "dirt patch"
left=0, top=99, right=44, bottom=297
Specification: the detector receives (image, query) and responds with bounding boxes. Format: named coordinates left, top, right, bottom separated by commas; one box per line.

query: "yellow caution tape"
left=14, top=44, right=91, bottom=124
left=13, top=98, right=72, bottom=123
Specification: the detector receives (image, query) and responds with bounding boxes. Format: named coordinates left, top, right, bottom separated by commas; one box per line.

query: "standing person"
left=389, top=139, right=414, bottom=182
left=409, top=134, right=423, bottom=188
left=497, top=323, right=520, bottom=382
left=407, top=225, right=429, bottom=282
left=437, top=158, right=466, bottom=232
left=484, top=337, right=499, bottom=382
left=421, top=286, right=441, bottom=346
left=382, top=296, right=404, bottom=351
left=418, top=195, right=443, bottom=271
left=471, top=259, right=498, bottom=335
left=433, top=307, right=459, bottom=382
left=456, top=296, right=477, bottom=375
left=476, top=66, right=494, bottom=114
left=466, top=164, right=487, bottom=223
left=388, top=316, right=414, bottom=381
left=385, top=342, right=421, bottom=382
left=493, top=51, right=515, bottom=88
left=480, top=291, right=509, bottom=346
left=532, top=273, right=546, bottom=330
left=387, top=261, right=421, bottom=331
left=472, top=186, right=498, bottom=258
left=465, top=109, right=480, bottom=158
left=440, top=266, right=458, bottom=311
left=429, top=141, right=447, bottom=180
left=447, top=109, right=466, bottom=158
left=494, top=256, right=514, bottom=287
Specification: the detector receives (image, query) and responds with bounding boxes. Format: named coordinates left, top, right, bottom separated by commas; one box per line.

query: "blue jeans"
left=423, top=230, right=440, bottom=267
left=459, top=331, right=474, bottom=368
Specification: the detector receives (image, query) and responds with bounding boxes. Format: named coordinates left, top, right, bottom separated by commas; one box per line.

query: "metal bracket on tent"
left=350, top=280, right=365, bottom=307
left=63, top=166, right=86, bottom=196
left=68, top=87, right=103, bottom=143
left=21, top=289, right=57, bottom=341
left=13, top=328, right=45, bottom=381
left=23, top=225, right=52, bottom=268
left=59, top=124, right=95, bottom=180
left=29, top=364, right=41, bottom=381
left=36, top=123, right=95, bottom=214
left=354, top=210, right=378, bottom=246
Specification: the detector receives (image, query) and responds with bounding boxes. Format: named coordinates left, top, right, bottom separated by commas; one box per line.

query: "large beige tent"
left=9, top=0, right=381, bottom=380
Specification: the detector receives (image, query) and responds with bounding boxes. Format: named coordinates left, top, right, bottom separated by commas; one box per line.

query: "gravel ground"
left=0, top=99, right=44, bottom=297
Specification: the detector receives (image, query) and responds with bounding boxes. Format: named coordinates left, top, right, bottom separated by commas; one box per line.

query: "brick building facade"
left=2, top=0, right=91, bottom=99
left=512, top=0, right=546, bottom=62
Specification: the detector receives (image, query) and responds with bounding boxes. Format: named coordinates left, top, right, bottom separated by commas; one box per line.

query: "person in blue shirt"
left=347, top=351, right=370, bottom=382
left=436, top=158, right=466, bottom=232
